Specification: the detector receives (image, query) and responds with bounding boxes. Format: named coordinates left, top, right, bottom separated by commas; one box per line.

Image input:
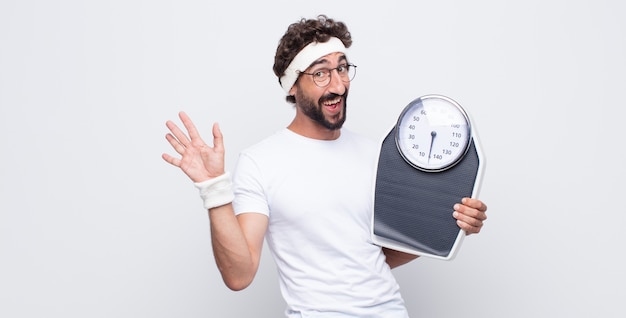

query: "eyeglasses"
left=298, top=63, right=357, bottom=88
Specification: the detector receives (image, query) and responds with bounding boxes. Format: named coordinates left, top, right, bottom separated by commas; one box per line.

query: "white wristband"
left=193, top=172, right=235, bottom=210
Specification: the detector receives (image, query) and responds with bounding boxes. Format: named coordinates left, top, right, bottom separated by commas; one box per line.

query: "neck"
left=287, top=118, right=341, bottom=140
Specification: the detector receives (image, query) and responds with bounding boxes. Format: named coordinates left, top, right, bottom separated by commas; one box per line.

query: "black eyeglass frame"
left=297, top=63, right=357, bottom=88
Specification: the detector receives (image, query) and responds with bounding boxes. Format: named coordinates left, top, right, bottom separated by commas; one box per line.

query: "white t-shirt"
left=232, top=128, right=408, bottom=317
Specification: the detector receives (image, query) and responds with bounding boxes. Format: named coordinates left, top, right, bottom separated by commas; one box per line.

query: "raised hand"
left=162, top=111, right=226, bottom=183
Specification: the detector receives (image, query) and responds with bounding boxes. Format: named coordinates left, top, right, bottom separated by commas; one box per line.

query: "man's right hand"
left=162, top=111, right=226, bottom=183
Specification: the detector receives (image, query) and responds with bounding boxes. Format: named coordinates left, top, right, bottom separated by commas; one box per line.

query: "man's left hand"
left=453, top=198, right=488, bottom=235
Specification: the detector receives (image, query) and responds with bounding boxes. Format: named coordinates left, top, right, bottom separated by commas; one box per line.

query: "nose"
left=327, top=69, right=347, bottom=95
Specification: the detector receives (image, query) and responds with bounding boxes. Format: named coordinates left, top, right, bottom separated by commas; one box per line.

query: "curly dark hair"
left=273, top=15, right=352, bottom=103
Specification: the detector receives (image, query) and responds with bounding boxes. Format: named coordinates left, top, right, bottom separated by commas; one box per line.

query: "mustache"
left=319, top=92, right=346, bottom=103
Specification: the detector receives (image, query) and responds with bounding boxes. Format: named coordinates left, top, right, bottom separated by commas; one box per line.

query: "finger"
left=453, top=209, right=485, bottom=228
left=457, top=219, right=482, bottom=235
left=165, top=133, right=185, bottom=154
left=161, top=152, right=181, bottom=167
left=453, top=207, right=484, bottom=231
left=166, top=119, right=191, bottom=147
left=212, top=122, right=224, bottom=152
left=454, top=202, right=487, bottom=221
left=179, top=111, right=206, bottom=144
left=462, top=197, right=488, bottom=212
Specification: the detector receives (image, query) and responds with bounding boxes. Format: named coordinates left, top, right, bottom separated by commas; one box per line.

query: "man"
left=162, top=15, right=488, bottom=317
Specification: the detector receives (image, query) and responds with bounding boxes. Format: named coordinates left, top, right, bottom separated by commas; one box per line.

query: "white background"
left=1, top=1, right=624, bottom=317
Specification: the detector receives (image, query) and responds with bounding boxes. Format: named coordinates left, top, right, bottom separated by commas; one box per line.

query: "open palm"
left=162, top=111, right=226, bottom=183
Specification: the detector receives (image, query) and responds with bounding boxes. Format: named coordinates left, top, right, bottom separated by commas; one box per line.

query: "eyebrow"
left=308, top=54, right=348, bottom=69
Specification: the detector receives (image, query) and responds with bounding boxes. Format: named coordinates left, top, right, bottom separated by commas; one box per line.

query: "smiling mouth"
left=322, top=96, right=342, bottom=110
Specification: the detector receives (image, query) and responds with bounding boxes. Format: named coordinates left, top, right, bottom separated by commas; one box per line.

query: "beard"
left=295, top=89, right=348, bottom=130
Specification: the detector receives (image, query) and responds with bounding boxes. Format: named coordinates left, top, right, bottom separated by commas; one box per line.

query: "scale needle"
left=427, top=131, right=437, bottom=163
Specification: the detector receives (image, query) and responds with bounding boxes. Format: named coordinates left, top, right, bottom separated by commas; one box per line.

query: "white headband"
left=279, top=37, right=347, bottom=94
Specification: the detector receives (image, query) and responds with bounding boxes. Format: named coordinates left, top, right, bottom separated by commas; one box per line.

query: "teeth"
left=323, top=97, right=341, bottom=106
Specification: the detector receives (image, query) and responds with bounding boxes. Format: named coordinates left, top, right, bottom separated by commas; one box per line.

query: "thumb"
left=212, top=122, right=225, bottom=152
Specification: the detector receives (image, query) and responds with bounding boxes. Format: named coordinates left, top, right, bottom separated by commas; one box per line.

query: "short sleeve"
left=232, top=152, right=270, bottom=217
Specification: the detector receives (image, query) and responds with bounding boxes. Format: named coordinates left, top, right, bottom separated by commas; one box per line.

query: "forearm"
left=208, top=204, right=259, bottom=291
left=383, top=247, right=419, bottom=269
left=162, top=114, right=262, bottom=289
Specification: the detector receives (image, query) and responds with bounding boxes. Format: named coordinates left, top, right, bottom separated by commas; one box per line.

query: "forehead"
left=308, top=52, right=348, bottom=69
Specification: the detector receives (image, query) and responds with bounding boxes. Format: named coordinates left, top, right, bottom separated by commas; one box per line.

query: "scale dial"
left=395, top=95, right=472, bottom=172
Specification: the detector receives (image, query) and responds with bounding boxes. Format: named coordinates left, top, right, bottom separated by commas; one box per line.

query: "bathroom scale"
left=372, top=94, right=485, bottom=260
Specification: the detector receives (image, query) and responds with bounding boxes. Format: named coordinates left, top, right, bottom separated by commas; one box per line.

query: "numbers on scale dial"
left=396, top=97, right=471, bottom=171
